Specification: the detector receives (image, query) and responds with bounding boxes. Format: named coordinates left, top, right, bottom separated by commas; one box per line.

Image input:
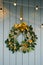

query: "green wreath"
left=5, top=22, right=38, bottom=53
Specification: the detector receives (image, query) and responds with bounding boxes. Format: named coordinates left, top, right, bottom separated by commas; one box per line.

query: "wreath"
left=5, top=22, right=38, bottom=53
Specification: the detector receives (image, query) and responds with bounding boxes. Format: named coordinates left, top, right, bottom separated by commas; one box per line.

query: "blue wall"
left=0, top=0, right=43, bottom=65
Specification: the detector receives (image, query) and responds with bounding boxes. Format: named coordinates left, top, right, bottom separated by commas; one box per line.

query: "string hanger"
left=20, top=0, right=23, bottom=22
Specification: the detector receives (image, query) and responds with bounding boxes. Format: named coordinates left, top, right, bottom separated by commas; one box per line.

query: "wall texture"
left=0, top=0, right=43, bottom=65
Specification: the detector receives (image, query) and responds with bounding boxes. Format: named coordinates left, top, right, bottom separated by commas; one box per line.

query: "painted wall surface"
left=0, top=0, right=43, bottom=65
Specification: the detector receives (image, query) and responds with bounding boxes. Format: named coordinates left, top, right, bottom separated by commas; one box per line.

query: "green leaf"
left=21, top=40, right=26, bottom=43
left=9, top=48, right=11, bottom=50
left=10, top=38, right=14, bottom=43
left=5, top=39, right=9, bottom=43
left=31, top=44, right=35, bottom=48
left=34, top=43, right=37, bottom=45
left=31, top=47, right=35, bottom=50
left=11, top=48, right=15, bottom=53
left=26, top=37, right=29, bottom=39
left=9, top=34, right=12, bottom=37
left=29, top=25, right=33, bottom=30
left=23, top=51, right=26, bottom=53
left=24, top=30, right=27, bottom=34
left=14, top=32, right=17, bottom=35
left=29, top=47, right=32, bottom=51
left=24, top=39, right=27, bottom=41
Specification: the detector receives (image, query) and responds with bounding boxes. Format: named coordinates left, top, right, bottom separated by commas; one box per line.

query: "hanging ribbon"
left=20, top=0, right=23, bottom=22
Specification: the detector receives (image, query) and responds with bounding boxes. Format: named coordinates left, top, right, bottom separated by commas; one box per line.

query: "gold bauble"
left=28, top=40, right=32, bottom=43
